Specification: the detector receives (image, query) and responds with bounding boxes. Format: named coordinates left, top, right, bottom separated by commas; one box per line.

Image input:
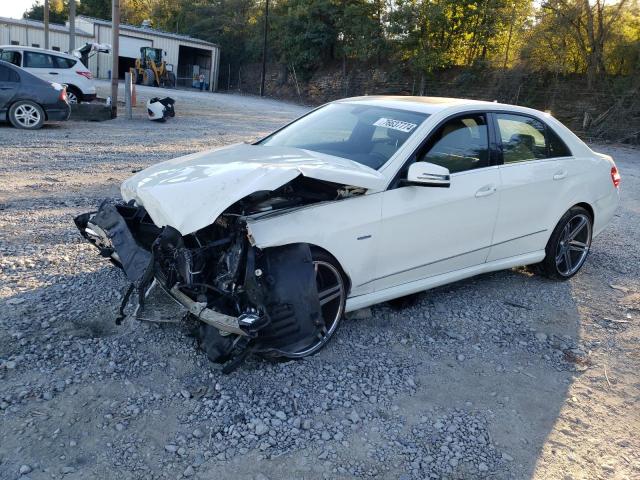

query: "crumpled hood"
left=121, top=143, right=385, bottom=235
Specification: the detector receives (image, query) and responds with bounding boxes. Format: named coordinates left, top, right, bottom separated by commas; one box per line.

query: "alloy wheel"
left=290, top=259, right=345, bottom=357
left=14, top=104, right=42, bottom=128
left=67, top=91, right=79, bottom=104
left=555, top=213, right=591, bottom=276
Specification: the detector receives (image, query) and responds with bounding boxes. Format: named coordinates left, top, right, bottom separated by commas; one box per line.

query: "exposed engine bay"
left=75, top=176, right=361, bottom=372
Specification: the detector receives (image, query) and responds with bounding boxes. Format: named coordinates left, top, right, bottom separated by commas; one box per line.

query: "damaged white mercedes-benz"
left=76, top=96, right=620, bottom=371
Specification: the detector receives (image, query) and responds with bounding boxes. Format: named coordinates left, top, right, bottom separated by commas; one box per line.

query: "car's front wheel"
left=537, top=206, right=593, bottom=280
left=286, top=250, right=347, bottom=357
left=9, top=101, right=45, bottom=129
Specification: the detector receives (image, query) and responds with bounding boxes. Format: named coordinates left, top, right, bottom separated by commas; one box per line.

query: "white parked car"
left=75, top=97, right=620, bottom=370
left=0, top=46, right=96, bottom=104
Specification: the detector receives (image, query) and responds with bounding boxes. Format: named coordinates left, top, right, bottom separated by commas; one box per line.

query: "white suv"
left=0, top=46, right=96, bottom=104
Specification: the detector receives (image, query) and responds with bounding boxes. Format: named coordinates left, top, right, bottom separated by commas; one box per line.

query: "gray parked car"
left=0, top=60, right=70, bottom=129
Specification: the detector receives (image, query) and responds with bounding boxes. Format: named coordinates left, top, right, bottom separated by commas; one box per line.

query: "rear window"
left=0, top=50, right=22, bottom=67
left=259, top=103, right=429, bottom=170
left=0, top=65, right=20, bottom=82
left=24, top=51, right=55, bottom=68
left=54, top=56, right=77, bottom=69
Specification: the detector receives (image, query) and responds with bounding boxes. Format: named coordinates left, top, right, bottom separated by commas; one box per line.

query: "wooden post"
left=68, top=0, right=76, bottom=52
left=259, top=0, right=269, bottom=96
left=111, top=0, right=120, bottom=118
left=43, top=0, right=50, bottom=49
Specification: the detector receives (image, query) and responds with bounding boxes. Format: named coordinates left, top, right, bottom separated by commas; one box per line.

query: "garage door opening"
left=118, top=57, right=136, bottom=79
left=177, top=45, right=212, bottom=89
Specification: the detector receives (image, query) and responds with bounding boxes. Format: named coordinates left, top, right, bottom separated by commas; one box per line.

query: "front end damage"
left=75, top=177, right=352, bottom=371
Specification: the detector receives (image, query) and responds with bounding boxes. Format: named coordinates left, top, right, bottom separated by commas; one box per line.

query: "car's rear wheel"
left=537, top=206, right=592, bottom=280
left=286, top=250, right=346, bottom=357
left=66, top=87, right=81, bottom=104
left=9, top=101, right=45, bottom=129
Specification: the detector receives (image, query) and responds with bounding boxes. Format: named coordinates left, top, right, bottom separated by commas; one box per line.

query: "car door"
left=22, top=51, right=58, bottom=83
left=0, top=64, right=20, bottom=114
left=373, top=112, right=501, bottom=291
left=486, top=112, right=576, bottom=261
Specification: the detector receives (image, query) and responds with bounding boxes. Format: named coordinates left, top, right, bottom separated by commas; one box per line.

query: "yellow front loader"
left=130, top=47, right=176, bottom=88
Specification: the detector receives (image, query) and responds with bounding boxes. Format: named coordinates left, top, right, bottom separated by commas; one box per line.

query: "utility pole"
left=259, top=0, right=269, bottom=97
left=68, top=0, right=76, bottom=52
left=111, top=0, right=120, bottom=117
left=43, top=0, right=50, bottom=49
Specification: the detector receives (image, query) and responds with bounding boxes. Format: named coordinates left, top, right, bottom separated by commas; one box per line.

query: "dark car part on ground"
left=74, top=177, right=356, bottom=371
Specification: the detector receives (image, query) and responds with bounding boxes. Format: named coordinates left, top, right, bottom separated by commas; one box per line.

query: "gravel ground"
left=1, top=82, right=639, bottom=480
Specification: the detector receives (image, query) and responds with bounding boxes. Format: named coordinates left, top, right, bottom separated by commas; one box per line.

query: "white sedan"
left=75, top=96, right=620, bottom=369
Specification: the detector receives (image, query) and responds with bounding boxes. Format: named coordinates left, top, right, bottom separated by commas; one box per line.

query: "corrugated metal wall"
left=91, top=23, right=219, bottom=90
left=1, top=19, right=220, bottom=91
left=0, top=22, right=92, bottom=53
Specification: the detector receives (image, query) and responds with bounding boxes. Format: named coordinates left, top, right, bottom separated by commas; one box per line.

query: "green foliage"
left=270, top=0, right=338, bottom=76
left=77, top=0, right=112, bottom=20
left=21, top=0, right=640, bottom=82
left=24, top=0, right=68, bottom=24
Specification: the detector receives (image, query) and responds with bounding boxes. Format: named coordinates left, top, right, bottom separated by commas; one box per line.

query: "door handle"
left=553, top=170, right=568, bottom=180
left=0, top=86, right=13, bottom=90
left=49, top=72, right=59, bottom=75
left=475, top=185, right=497, bottom=198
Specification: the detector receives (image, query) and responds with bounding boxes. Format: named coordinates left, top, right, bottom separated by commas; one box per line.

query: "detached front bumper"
left=74, top=202, right=254, bottom=336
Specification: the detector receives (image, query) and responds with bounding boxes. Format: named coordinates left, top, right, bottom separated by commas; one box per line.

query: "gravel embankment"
left=1, top=84, right=639, bottom=480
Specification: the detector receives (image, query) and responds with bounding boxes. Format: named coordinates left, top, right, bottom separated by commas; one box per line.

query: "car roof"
left=336, top=95, right=524, bottom=115
left=0, top=45, right=77, bottom=60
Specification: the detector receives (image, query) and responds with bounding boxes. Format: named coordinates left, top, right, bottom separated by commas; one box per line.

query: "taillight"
left=59, top=88, right=67, bottom=102
left=76, top=70, right=92, bottom=79
left=611, top=166, right=621, bottom=188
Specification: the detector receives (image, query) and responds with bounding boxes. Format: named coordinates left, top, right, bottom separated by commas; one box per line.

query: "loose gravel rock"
left=0, top=84, right=638, bottom=479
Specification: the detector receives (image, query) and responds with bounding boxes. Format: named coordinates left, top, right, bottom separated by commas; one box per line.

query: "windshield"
left=259, top=103, right=429, bottom=170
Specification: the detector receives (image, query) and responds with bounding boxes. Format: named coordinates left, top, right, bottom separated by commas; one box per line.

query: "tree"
left=24, top=0, right=68, bottom=24
left=77, top=0, right=112, bottom=19
left=539, top=0, right=632, bottom=86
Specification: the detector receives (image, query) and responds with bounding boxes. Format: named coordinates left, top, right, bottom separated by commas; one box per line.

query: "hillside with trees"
left=24, top=0, right=640, bottom=141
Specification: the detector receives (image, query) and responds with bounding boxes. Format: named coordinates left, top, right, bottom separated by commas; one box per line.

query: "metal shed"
left=0, top=16, right=93, bottom=53
left=75, top=16, right=221, bottom=91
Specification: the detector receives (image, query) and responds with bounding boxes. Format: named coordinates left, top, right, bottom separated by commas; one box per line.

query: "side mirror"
left=405, top=162, right=451, bottom=188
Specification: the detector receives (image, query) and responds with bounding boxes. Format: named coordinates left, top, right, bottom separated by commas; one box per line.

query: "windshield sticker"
left=373, top=118, right=417, bottom=133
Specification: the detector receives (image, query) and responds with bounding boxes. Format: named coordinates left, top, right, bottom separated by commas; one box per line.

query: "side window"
left=417, top=114, right=489, bottom=173
left=24, top=51, right=55, bottom=68
left=0, top=65, right=20, bottom=83
left=0, top=51, right=22, bottom=67
left=547, top=126, right=572, bottom=158
left=53, top=56, right=77, bottom=69
left=496, top=113, right=571, bottom=163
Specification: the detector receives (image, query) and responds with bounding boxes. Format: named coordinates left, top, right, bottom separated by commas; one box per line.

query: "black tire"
left=300, top=249, right=347, bottom=356
left=536, top=206, right=593, bottom=280
left=262, top=249, right=347, bottom=359
left=143, top=68, right=155, bottom=86
left=65, top=86, right=82, bottom=104
left=166, top=72, right=176, bottom=88
left=9, top=101, right=45, bottom=130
